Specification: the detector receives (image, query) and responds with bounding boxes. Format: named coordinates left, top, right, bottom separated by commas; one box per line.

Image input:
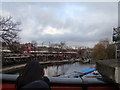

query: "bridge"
left=96, top=59, right=120, bottom=84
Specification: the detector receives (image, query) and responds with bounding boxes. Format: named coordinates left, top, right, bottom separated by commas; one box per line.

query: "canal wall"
left=96, top=59, right=120, bottom=84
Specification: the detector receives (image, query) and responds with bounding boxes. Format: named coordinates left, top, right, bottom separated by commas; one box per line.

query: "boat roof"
left=1, top=74, right=118, bottom=86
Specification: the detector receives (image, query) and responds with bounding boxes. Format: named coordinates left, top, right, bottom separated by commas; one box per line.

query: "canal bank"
left=1, top=59, right=81, bottom=74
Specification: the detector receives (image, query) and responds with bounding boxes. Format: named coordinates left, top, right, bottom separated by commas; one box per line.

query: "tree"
left=106, top=44, right=115, bottom=59
left=0, top=16, right=21, bottom=53
left=31, top=40, right=37, bottom=51
left=92, top=39, right=115, bottom=60
left=99, top=39, right=109, bottom=48
left=31, top=40, right=38, bottom=60
left=92, top=43, right=107, bottom=60
left=60, top=41, right=66, bottom=52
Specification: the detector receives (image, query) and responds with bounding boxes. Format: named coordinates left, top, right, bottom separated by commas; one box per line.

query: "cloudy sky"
left=1, top=2, right=118, bottom=48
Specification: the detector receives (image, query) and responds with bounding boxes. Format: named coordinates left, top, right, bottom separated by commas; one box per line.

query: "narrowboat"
left=1, top=70, right=119, bottom=90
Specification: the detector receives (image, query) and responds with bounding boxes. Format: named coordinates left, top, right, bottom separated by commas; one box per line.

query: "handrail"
left=1, top=74, right=118, bottom=85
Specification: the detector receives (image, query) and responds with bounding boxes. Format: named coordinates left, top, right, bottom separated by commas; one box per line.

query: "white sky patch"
left=1, top=0, right=119, bottom=2
left=41, top=26, right=70, bottom=35
left=0, top=9, right=12, bottom=17
left=63, top=4, right=86, bottom=19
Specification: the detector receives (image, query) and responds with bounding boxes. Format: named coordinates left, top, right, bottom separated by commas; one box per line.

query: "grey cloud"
left=1, top=2, right=118, bottom=47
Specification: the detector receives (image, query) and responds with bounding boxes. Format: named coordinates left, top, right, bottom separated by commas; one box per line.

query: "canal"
left=7, top=62, right=95, bottom=77
left=44, top=62, right=95, bottom=77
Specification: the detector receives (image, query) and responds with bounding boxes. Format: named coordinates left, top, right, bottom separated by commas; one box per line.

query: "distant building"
left=81, top=48, right=93, bottom=58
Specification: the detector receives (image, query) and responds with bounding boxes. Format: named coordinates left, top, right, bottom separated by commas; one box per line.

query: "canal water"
left=7, top=62, right=95, bottom=77
left=44, top=62, right=95, bottom=77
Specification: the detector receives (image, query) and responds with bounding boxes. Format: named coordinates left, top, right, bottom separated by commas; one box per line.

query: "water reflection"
left=6, top=62, right=95, bottom=77
left=44, top=62, right=95, bottom=77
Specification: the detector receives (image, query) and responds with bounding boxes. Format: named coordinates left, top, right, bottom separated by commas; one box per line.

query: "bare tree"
left=31, top=40, right=38, bottom=60
left=0, top=16, right=21, bottom=52
left=58, top=42, right=66, bottom=52
left=31, top=40, right=37, bottom=51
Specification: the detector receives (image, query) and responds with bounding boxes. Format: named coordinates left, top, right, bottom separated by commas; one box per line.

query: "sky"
left=0, top=2, right=118, bottom=48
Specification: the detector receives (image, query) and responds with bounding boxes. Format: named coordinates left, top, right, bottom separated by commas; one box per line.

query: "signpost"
left=113, top=27, right=120, bottom=59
